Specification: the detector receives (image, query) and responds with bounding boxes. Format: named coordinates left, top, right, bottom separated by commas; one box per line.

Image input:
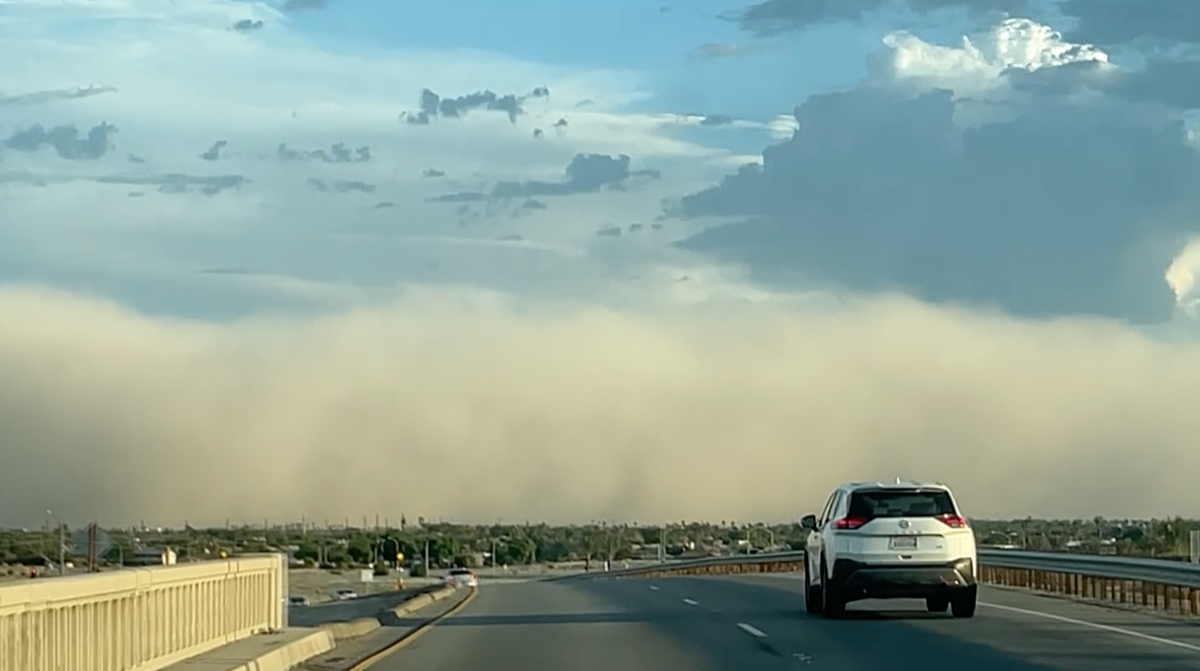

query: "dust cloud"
left=1, top=283, right=1198, bottom=528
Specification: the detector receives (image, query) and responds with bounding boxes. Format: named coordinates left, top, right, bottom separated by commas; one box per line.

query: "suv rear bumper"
left=829, top=557, right=975, bottom=600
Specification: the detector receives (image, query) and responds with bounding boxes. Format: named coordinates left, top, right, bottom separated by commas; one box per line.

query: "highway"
left=369, top=574, right=1200, bottom=670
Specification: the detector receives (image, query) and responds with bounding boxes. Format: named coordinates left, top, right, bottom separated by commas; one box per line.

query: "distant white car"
left=445, top=568, right=478, bottom=588
left=287, top=595, right=310, bottom=607
left=330, top=588, right=358, bottom=601
left=802, top=479, right=977, bottom=619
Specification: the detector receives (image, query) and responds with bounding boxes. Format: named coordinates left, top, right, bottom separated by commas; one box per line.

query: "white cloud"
left=0, top=0, right=747, bottom=315
left=765, top=113, right=799, bottom=139
left=879, top=18, right=1115, bottom=98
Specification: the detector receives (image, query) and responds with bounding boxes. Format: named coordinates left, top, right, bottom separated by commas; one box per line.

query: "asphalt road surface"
left=368, top=573, right=1200, bottom=670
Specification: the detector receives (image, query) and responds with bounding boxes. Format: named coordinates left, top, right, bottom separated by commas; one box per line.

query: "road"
left=288, top=588, right=429, bottom=627
left=369, top=574, right=1200, bottom=670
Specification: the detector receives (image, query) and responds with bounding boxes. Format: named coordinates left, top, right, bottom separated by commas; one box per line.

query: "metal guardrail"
left=579, top=548, right=1200, bottom=616
left=977, top=549, right=1200, bottom=589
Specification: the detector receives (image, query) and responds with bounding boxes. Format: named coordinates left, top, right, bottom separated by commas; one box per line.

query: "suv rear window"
left=450, top=568, right=472, bottom=575
left=848, top=489, right=956, bottom=519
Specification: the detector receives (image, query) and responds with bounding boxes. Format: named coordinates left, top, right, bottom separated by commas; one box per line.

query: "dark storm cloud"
left=401, top=86, right=550, bottom=125
left=0, top=85, right=116, bottom=106
left=97, top=173, right=248, bottom=196
left=0, top=169, right=246, bottom=195
left=672, top=66, right=1200, bottom=323
left=281, top=0, right=329, bottom=12
left=200, top=140, right=227, bottom=161
left=428, top=154, right=659, bottom=203
left=1104, top=59, right=1200, bottom=110
left=1057, top=0, right=1200, bottom=48
left=307, top=178, right=376, bottom=194
left=1003, top=57, right=1200, bottom=113
left=231, top=19, right=264, bottom=32
left=276, top=142, right=370, bottom=163
left=3, top=122, right=116, bottom=159
left=732, top=0, right=1029, bottom=36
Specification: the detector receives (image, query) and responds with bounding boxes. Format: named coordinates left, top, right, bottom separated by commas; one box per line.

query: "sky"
left=2, top=0, right=1200, bottom=528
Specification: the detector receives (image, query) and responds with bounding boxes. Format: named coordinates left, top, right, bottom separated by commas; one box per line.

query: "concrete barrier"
left=318, top=617, right=380, bottom=641
left=0, top=554, right=286, bottom=671
left=163, top=628, right=334, bottom=671
left=391, top=586, right=454, bottom=615
left=315, top=584, right=460, bottom=643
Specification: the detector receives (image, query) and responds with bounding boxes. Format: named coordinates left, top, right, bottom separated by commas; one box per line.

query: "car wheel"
left=926, top=595, right=949, bottom=613
left=950, top=586, right=977, bottom=618
left=803, top=557, right=822, bottom=615
left=820, top=557, right=844, bottom=619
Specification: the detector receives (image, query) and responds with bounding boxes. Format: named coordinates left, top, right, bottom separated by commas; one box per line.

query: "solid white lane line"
left=683, top=598, right=699, bottom=605
left=737, top=622, right=768, bottom=638
left=980, top=602, right=1200, bottom=653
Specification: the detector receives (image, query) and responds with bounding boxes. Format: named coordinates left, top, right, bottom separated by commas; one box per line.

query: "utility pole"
left=424, top=539, right=430, bottom=571
left=46, top=510, right=64, bottom=575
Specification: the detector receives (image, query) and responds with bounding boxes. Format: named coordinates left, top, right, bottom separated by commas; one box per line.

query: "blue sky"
left=3, top=0, right=1200, bottom=526
left=281, top=0, right=875, bottom=124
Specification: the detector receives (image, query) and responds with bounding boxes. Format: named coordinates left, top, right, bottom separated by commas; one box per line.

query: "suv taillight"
left=937, top=514, right=968, bottom=529
left=834, top=517, right=868, bottom=530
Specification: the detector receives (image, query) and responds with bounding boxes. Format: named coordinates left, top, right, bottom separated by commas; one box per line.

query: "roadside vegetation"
left=1, top=516, right=1196, bottom=576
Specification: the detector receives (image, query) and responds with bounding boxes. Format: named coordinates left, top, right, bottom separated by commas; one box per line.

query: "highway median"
left=315, top=583, right=460, bottom=641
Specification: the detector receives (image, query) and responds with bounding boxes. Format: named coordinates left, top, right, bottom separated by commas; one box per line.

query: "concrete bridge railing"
left=0, top=553, right=287, bottom=671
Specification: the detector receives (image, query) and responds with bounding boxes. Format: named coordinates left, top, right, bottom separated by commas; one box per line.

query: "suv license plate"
left=889, top=536, right=918, bottom=550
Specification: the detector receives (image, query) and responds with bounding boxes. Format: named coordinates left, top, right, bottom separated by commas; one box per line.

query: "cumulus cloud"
left=429, top=153, right=661, bottom=203
left=307, top=177, right=375, bottom=194
left=231, top=18, right=264, bottom=32
left=674, top=19, right=1200, bottom=323
left=732, top=0, right=1030, bottom=36
left=1057, top=0, right=1200, bottom=48
left=200, top=140, right=227, bottom=161
left=4, top=284, right=1200, bottom=527
left=276, top=142, right=371, bottom=163
left=3, top=122, right=117, bottom=160
left=732, top=0, right=1200, bottom=52
left=401, top=86, right=551, bottom=125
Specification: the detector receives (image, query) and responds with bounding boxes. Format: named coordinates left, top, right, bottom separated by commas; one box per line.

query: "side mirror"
left=800, top=514, right=817, bottom=530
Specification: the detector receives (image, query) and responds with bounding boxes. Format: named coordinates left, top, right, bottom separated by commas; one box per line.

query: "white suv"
left=801, top=479, right=977, bottom=619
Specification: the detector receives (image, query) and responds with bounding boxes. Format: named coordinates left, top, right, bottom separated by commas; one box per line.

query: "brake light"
left=937, top=514, right=969, bottom=529
left=834, top=517, right=868, bottom=530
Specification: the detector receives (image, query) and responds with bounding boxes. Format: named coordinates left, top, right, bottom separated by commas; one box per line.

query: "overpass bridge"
left=4, top=550, right=1200, bottom=670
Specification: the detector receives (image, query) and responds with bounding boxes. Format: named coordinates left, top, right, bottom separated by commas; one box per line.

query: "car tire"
left=926, top=595, right=949, bottom=613
left=950, top=586, right=977, bottom=618
left=820, top=557, right=845, bottom=619
left=804, top=558, right=822, bottom=615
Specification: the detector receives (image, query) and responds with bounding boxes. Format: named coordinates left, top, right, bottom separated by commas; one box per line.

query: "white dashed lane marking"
left=649, top=585, right=659, bottom=591
left=737, top=622, right=768, bottom=638
left=683, top=598, right=699, bottom=605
